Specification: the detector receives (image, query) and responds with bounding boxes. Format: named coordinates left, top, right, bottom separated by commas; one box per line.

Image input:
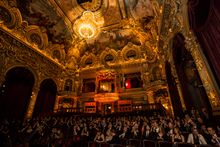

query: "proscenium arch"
left=172, top=33, right=212, bottom=116
left=33, top=78, right=57, bottom=117
left=0, top=67, right=35, bottom=120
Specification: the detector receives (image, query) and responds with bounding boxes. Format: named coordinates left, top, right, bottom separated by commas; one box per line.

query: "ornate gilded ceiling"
left=1, top=0, right=164, bottom=71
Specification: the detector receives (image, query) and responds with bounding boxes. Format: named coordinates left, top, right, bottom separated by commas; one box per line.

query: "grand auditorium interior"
left=0, top=0, right=220, bottom=146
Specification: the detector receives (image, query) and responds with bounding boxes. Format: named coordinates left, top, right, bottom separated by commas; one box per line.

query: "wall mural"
left=16, top=0, right=73, bottom=51
left=87, top=28, right=141, bottom=54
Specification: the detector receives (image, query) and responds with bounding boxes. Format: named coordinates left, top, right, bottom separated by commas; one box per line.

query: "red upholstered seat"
left=100, top=142, right=110, bottom=147
left=143, top=139, right=157, bottom=147
left=110, top=144, right=124, bottom=147
left=197, top=145, right=215, bottom=147
left=88, top=141, right=99, bottom=147
left=176, top=143, right=195, bottom=147
left=129, top=139, right=142, bottom=147
left=158, top=141, right=173, bottom=147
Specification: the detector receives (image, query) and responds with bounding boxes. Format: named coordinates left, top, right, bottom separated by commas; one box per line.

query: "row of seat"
left=48, top=135, right=215, bottom=147
left=88, top=139, right=214, bottom=147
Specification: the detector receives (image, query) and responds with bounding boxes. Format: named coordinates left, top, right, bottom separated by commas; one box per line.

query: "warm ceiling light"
left=73, top=11, right=102, bottom=39
left=78, top=23, right=95, bottom=39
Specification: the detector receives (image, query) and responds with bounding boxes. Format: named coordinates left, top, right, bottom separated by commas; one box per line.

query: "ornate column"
left=114, top=74, right=117, bottom=93
left=184, top=32, right=220, bottom=114
left=175, top=78, right=186, bottom=110
left=146, top=90, right=155, bottom=104
left=53, top=95, right=59, bottom=113
left=25, top=83, right=40, bottom=119
left=111, top=102, right=115, bottom=113
left=170, top=63, right=186, bottom=110
left=122, top=73, right=125, bottom=90
left=53, top=78, right=65, bottom=112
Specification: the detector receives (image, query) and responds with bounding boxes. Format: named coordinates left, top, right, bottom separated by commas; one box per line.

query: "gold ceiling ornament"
left=73, top=11, right=103, bottom=40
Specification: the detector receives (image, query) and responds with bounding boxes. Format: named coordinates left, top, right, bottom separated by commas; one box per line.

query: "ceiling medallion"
left=78, top=0, right=102, bottom=12
left=73, top=11, right=102, bottom=39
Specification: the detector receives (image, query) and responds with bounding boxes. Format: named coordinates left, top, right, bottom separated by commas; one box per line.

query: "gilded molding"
left=0, top=0, right=65, bottom=66
left=100, top=47, right=118, bottom=65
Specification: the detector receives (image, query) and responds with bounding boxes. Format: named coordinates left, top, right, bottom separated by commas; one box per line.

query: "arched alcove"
left=33, top=79, right=57, bottom=117
left=64, top=79, right=73, bottom=91
left=172, top=33, right=212, bottom=116
left=0, top=67, right=35, bottom=119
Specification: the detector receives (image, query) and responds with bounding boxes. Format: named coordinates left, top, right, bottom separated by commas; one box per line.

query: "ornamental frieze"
left=0, top=29, right=64, bottom=82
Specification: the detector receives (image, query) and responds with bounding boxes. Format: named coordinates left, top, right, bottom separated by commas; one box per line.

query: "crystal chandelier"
left=73, top=11, right=101, bottom=39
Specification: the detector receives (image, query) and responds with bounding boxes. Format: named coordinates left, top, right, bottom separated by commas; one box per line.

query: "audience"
left=0, top=108, right=219, bottom=147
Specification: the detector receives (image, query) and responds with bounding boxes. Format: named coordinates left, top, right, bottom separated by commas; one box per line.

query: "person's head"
left=168, top=121, right=173, bottom=129
left=192, top=127, right=199, bottom=135
left=97, top=130, right=101, bottom=135
left=123, top=126, right=128, bottom=132
left=197, top=117, right=204, bottom=124
left=174, top=127, right=180, bottom=134
left=200, top=124, right=207, bottom=131
left=207, top=127, right=215, bottom=135
left=152, top=120, right=158, bottom=127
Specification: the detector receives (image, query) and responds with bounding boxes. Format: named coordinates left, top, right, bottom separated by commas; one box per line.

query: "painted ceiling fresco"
left=15, top=0, right=163, bottom=60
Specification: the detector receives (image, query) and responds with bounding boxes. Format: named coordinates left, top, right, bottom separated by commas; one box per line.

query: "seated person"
left=207, top=126, right=220, bottom=146
left=172, top=127, right=185, bottom=143
left=109, top=129, right=120, bottom=144
left=94, top=130, right=105, bottom=143
left=187, top=127, right=207, bottom=145
left=157, top=128, right=165, bottom=141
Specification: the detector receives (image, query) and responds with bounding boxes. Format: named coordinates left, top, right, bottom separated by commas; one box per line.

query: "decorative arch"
left=80, top=53, right=96, bottom=68
left=121, top=42, right=141, bottom=61
left=33, top=78, right=57, bottom=117
left=0, top=2, right=22, bottom=29
left=50, top=44, right=66, bottom=62
left=3, top=64, right=38, bottom=83
left=0, top=67, right=35, bottom=119
left=100, top=48, right=118, bottom=64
